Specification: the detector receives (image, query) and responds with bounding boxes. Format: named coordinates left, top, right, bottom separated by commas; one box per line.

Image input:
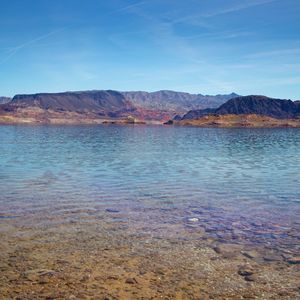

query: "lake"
left=0, top=125, right=300, bottom=299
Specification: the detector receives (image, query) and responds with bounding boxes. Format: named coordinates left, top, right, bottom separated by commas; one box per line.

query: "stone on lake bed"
left=107, top=275, right=119, bottom=280
left=242, top=250, right=261, bottom=260
left=244, top=274, right=267, bottom=284
left=244, top=274, right=256, bottom=282
left=105, top=208, right=120, bottom=213
left=191, top=210, right=204, bottom=215
left=187, top=218, right=199, bottom=222
left=213, top=243, right=243, bottom=258
left=287, top=256, right=300, bottom=264
left=263, top=253, right=283, bottom=262
left=125, top=277, right=138, bottom=284
left=24, top=269, right=56, bottom=281
left=238, top=266, right=254, bottom=277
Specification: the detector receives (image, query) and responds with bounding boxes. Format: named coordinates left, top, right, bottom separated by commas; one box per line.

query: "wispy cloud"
left=172, top=0, right=278, bottom=25
left=0, top=27, right=67, bottom=65
left=109, top=1, right=148, bottom=14
left=202, top=0, right=278, bottom=18
left=184, top=29, right=254, bottom=41
left=246, top=48, right=300, bottom=58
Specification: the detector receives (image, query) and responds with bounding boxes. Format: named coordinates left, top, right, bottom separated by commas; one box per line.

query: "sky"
left=0, top=0, right=300, bottom=99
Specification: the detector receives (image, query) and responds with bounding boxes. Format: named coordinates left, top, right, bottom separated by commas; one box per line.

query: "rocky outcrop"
left=216, top=95, right=300, bottom=119
left=0, top=97, right=11, bottom=104
left=10, top=90, right=135, bottom=117
left=181, top=108, right=215, bottom=120
left=122, top=90, right=239, bottom=112
left=180, top=95, right=300, bottom=120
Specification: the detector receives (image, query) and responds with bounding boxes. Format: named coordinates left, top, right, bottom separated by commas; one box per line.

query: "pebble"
left=287, top=256, right=300, bottom=264
left=188, top=218, right=199, bottom=223
left=263, top=254, right=282, bottom=262
left=24, top=269, right=56, bottom=281
left=106, top=209, right=120, bottom=213
left=244, top=275, right=256, bottom=282
left=242, top=250, right=261, bottom=260
left=213, top=243, right=243, bottom=258
left=238, top=267, right=254, bottom=277
left=107, top=275, right=119, bottom=280
left=244, top=274, right=267, bottom=284
left=125, top=277, right=138, bottom=284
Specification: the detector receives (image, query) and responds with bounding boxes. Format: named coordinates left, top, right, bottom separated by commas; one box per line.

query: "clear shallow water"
left=0, top=125, right=299, bottom=233
left=1, top=125, right=300, bottom=299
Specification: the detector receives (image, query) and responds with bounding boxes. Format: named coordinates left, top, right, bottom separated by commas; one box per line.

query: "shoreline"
left=1, top=113, right=300, bottom=127
left=166, top=114, right=300, bottom=128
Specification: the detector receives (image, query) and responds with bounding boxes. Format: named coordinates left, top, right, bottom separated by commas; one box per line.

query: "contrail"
left=0, top=27, right=68, bottom=65
left=109, top=0, right=148, bottom=14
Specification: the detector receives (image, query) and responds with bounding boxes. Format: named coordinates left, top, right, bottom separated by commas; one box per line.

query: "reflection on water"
left=0, top=125, right=300, bottom=298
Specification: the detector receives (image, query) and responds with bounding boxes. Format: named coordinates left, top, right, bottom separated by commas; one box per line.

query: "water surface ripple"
left=0, top=125, right=299, bottom=249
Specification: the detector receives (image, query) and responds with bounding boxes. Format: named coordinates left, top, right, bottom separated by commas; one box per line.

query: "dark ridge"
left=216, top=95, right=299, bottom=119
left=181, top=95, right=300, bottom=120
left=1, top=89, right=240, bottom=121
left=172, top=114, right=183, bottom=121
left=180, top=108, right=216, bottom=120
left=10, top=90, right=135, bottom=115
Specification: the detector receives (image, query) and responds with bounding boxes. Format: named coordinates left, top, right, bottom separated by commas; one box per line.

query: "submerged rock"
left=238, top=266, right=254, bottom=277
left=213, top=243, right=243, bottom=258
left=287, top=257, right=300, bottom=264
left=125, top=277, right=138, bottom=284
left=244, top=275, right=256, bottom=282
left=263, top=253, right=283, bottom=262
left=105, top=208, right=120, bottom=213
left=187, top=218, right=199, bottom=223
left=242, top=250, right=261, bottom=260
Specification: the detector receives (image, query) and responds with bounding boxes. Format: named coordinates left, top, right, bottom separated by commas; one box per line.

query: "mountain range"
left=1, top=91, right=299, bottom=126
left=8, top=90, right=134, bottom=117
left=121, top=91, right=238, bottom=112
left=0, top=90, right=238, bottom=123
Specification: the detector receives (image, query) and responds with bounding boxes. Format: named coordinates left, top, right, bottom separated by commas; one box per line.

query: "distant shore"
left=0, top=110, right=150, bottom=125
left=1, top=113, right=300, bottom=127
left=165, top=114, right=300, bottom=128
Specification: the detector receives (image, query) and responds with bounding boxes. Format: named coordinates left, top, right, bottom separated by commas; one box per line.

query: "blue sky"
left=0, top=0, right=299, bottom=99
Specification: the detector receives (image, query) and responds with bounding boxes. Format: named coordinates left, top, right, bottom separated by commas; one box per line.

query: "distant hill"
left=181, top=95, right=300, bottom=120
left=122, top=90, right=239, bottom=112
left=8, top=90, right=135, bottom=117
left=0, top=90, right=239, bottom=123
left=0, top=97, right=11, bottom=104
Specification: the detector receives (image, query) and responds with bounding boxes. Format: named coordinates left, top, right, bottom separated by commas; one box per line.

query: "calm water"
left=1, top=125, right=300, bottom=299
left=0, top=125, right=299, bottom=228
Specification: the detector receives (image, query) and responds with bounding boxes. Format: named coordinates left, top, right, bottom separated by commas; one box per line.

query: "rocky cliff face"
left=122, top=91, right=239, bottom=112
left=0, top=90, right=240, bottom=122
left=181, top=95, right=300, bottom=120
left=10, top=90, right=135, bottom=117
left=216, top=96, right=300, bottom=119
left=0, top=97, right=11, bottom=104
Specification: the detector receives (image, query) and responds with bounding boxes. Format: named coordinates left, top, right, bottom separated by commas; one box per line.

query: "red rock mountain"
left=1, top=90, right=239, bottom=121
